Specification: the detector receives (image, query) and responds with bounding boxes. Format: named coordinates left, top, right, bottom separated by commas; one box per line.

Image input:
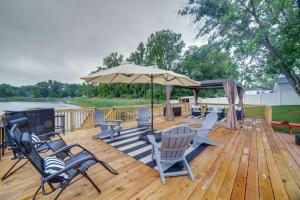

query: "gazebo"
left=168, top=79, right=244, bottom=130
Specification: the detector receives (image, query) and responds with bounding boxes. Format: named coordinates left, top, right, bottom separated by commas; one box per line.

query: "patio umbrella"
left=81, top=63, right=199, bottom=133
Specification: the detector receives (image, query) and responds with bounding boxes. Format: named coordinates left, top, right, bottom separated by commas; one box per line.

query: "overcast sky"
left=0, top=0, right=206, bottom=86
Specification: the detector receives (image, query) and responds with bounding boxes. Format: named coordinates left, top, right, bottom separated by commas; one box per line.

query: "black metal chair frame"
left=10, top=124, right=118, bottom=200
left=1, top=117, right=70, bottom=181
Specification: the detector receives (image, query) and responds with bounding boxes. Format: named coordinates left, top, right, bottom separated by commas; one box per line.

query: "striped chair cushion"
left=31, top=133, right=41, bottom=148
left=43, top=156, right=69, bottom=181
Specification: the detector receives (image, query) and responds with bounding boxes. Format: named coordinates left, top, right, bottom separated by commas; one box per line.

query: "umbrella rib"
left=123, top=74, right=134, bottom=77
left=160, top=74, right=177, bottom=82
left=184, top=77, right=200, bottom=86
left=166, top=77, right=177, bottom=82
left=86, top=75, right=102, bottom=83
left=146, top=74, right=154, bottom=78
left=109, top=73, right=134, bottom=84
left=144, top=74, right=177, bottom=84
left=145, top=74, right=156, bottom=83
left=129, top=74, right=143, bottom=84
left=147, top=74, right=161, bottom=83
left=174, top=77, right=186, bottom=86
left=109, top=73, right=119, bottom=83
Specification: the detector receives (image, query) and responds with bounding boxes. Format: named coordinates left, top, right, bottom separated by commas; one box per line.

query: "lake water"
left=0, top=101, right=81, bottom=113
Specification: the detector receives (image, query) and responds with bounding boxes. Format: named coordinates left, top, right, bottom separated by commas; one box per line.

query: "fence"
left=0, top=103, right=271, bottom=133
left=197, top=103, right=266, bottom=118
left=200, top=90, right=300, bottom=105
left=54, top=103, right=192, bottom=132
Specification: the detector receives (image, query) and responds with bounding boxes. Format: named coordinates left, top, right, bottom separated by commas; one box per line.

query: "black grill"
left=4, top=108, right=55, bottom=136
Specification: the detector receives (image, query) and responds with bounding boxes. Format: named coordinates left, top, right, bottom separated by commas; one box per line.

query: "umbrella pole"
left=151, top=75, right=154, bottom=134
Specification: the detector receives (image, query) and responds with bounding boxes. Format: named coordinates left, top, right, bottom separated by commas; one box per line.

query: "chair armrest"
left=38, top=131, right=60, bottom=140
left=43, top=156, right=95, bottom=182
left=47, top=143, right=80, bottom=157
left=97, top=122, right=121, bottom=130
left=40, top=131, right=65, bottom=142
left=107, top=120, right=122, bottom=125
left=32, top=141, right=51, bottom=150
left=147, top=135, right=160, bottom=150
left=109, top=120, right=122, bottom=122
left=32, top=141, right=47, bottom=145
left=191, top=127, right=211, bottom=132
left=96, top=122, right=115, bottom=127
left=185, top=122, right=197, bottom=126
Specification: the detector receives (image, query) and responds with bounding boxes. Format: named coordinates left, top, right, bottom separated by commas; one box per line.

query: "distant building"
left=176, top=76, right=300, bottom=105
left=273, top=76, right=295, bottom=93
left=245, top=86, right=272, bottom=95
left=178, top=96, right=195, bottom=104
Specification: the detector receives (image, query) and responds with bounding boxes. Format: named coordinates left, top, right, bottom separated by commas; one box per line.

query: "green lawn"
left=0, top=96, right=151, bottom=107
left=272, top=105, right=300, bottom=133
left=70, top=97, right=150, bottom=108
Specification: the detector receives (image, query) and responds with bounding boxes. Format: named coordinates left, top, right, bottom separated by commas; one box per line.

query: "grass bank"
left=272, top=105, right=300, bottom=133
left=70, top=97, right=150, bottom=107
left=0, top=96, right=151, bottom=107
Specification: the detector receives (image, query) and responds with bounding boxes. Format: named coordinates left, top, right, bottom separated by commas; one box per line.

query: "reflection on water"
left=0, top=101, right=81, bottom=113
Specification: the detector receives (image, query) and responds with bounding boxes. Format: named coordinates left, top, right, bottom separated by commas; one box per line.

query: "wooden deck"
left=0, top=116, right=300, bottom=200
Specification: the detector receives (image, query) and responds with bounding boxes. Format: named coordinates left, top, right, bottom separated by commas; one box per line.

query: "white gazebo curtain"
left=165, top=85, right=174, bottom=121
left=223, top=81, right=238, bottom=129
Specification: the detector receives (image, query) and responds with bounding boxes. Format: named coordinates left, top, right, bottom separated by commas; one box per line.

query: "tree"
left=103, top=52, right=124, bottom=68
left=36, top=81, right=49, bottom=97
left=89, top=66, right=107, bottom=75
left=48, top=80, right=64, bottom=98
left=178, top=44, right=238, bottom=81
left=179, top=0, right=300, bottom=95
left=90, top=52, right=124, bottom=75
left=126, top=42, right=147, bottom=65
left=0, top=84, right=17, bottom=97
left=146, top=29, right=185, bottom=70
left=89, top=52, right=126, bottom=98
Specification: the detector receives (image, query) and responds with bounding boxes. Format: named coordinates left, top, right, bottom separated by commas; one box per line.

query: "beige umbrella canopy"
left=81, top=63, right=199, bottom=86
left=81, top=63, right=199, bottom=133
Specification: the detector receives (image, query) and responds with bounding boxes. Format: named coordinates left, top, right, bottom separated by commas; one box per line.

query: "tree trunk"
left=261, top=37, right=300, bottom=96
left=245, top=0, right=300, bottom=96
left=279, top=66, right=300, bottom=96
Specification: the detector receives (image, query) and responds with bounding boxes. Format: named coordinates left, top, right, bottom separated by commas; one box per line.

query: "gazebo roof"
left=177, top=79, right=242, bottom=90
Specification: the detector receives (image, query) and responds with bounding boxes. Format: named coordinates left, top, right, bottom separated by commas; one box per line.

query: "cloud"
left=0, top=0, right=206, bottom=86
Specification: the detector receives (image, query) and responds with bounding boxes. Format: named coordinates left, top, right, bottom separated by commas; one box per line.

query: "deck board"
left=0, top=117, right=300, bottom=200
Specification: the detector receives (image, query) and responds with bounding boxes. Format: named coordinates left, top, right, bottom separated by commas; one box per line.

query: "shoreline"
left=0, top=97, right=151, bottom=108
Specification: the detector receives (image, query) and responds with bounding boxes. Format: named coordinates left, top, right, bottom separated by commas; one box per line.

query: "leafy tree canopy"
left=126, top=42, right=147, bottom=65
left=177, top=44, right=239, bottom=81
left=103, top=52, right=124, bottom=68
left=90, top=52, right=124, bottom=74
left=179, top=0, right=300, bottom=95
left=146, top=29, right=185, bottom=70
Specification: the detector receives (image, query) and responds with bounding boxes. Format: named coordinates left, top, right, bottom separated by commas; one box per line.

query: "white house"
left=245, top=86, right=272, bottom=95
left=244, top=75, right=300, bottom=105
left=273, top=76, right=295, bottom=92
left=175, top=75, right=300, bottom=105
left=178, top=96, right=195, bottom=104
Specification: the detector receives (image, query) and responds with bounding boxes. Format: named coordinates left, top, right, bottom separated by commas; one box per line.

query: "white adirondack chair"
left=147, top=125, right=195, bottom=184
left=93, top=109, right=122, bottom=141
left=186, top=112, right=218, bottom=146
left=136, top=107, right=151, bottom=128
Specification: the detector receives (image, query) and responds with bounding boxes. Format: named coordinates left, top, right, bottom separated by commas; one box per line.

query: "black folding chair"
left=1, top=117, right=69, bottom=180
left=10, top=124, right=118, bottom=200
